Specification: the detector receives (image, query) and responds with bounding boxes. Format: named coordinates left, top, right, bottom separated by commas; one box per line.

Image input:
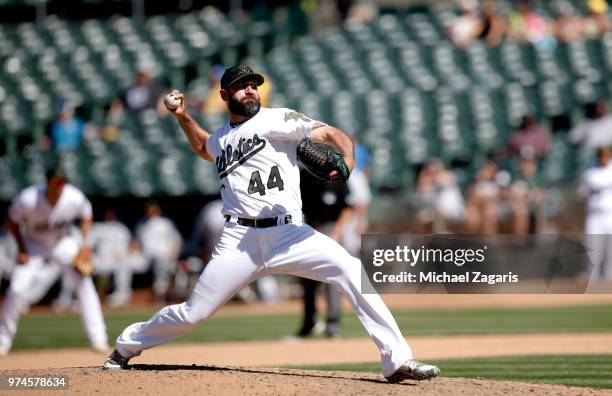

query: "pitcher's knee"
left=181, top=300, right=214, bottom=326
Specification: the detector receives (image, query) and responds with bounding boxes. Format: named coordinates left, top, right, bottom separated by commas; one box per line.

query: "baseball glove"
left=296, top=138, right=350, bottom=182
left=72, top=248, right=94, bottom=276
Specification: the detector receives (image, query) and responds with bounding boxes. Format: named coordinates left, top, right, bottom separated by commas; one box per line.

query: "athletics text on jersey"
left=8, top=184, right=92, bottom=255
left=206, top=107, right=325, bottom=218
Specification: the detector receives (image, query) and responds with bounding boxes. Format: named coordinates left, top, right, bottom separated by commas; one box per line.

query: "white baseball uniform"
left=581, top=162, right=612, bottom=281
left=31, top=227, right=82, bottom=309
left=0, top=230, right=17, bottom=280
left=190, top=199, right=280, bottom=302
left=0, top=184, right=108, bottom=352
left=89, top=220, right=133, bottom=301
left=135, top=215, right=182, bottom=299
left=115, top=107, right=412, bottom=377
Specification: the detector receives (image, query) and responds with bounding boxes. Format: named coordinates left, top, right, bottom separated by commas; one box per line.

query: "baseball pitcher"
left=105, top=65, right=440, bottom=382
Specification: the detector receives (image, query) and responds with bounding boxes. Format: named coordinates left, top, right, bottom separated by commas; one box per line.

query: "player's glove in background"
left=72, top=249, right=94, bottom=276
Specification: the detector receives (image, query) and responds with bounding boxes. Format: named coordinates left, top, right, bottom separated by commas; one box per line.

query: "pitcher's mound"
left=4, top=366, right=609, bottom=395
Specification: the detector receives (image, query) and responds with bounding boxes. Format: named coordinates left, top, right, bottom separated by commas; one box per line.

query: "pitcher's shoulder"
left=260, top=107, right=295, bottom=119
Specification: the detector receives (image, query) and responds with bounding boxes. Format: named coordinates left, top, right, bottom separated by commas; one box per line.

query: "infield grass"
left=10, top=304, right=612, bottom=350
left=289, top=354, right=612, bottom=390
left=9, top=305, right=612, bottom=349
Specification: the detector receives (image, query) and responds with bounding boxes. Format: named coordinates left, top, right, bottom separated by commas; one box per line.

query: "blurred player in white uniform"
left=39, top=227, right=81, bottom=312
left=581, top=146, right=612, bottom=282
left=89, top=209, right=133, bottom=308
left=136, top=201, right=182, bottom=301
left=106, top=65, right=440, bottom=382
left=0, top=228, right=17, bottom=282
left=0, top=166, right=108, bottom=356
left=343, top=136, right=372, bottom=256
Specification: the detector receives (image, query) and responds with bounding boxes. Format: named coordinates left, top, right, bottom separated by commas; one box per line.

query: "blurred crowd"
left=445, top=0, right=610, bottom=48
left=413, top=98, right=612, bottom=238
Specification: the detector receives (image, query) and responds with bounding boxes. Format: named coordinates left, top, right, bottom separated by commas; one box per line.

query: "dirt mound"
left=3, top=366, right=609, bottom=396
left=2, top=333, right=611, bottom=371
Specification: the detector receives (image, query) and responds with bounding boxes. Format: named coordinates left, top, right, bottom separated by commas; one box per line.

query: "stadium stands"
left=0, top=3, right=610, bottom=197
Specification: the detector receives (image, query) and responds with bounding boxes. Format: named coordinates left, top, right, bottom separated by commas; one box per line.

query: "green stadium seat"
left=0, top=156, right=23, bottom=200
left=465, top=42, right=505, bottom=89
left=193, top=155, right=220, bottom=195
left=540, top=137, right=577, bottom=184
left=499, top=39, right=538, bottom=86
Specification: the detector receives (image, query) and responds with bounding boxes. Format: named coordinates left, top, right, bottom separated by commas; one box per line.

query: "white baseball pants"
left=585, top=213, right=612, bottom=282
left=0, top=235, right=108, bottom=351
left=116, top=220, right=412, bottom=377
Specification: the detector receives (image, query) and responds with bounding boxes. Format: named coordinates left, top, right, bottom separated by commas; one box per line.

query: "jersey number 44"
left=248, top=166, right=285, bottom=196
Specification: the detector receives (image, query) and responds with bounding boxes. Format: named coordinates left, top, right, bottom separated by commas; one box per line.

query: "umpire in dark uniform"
left=297, top=167, right=354, bottom=338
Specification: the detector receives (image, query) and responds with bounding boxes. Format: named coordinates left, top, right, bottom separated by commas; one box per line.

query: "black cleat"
left=103, top=349, right=130, bottom=371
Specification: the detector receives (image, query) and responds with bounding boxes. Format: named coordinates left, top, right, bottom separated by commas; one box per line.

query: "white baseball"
left=164, top=94, right=180, bottom=110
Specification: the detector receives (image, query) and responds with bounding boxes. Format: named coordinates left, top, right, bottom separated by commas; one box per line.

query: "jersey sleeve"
left=271, top=108, right=326, bottom=142
left=76, top=189, right=93, bottom=220
left=8, top=191, right=26, bottom=223
left=205, top=134, right=216, bottom=159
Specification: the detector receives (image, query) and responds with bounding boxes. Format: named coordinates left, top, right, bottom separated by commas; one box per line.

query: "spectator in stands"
left=100, top=98, right=126, bottom=142
left=310, top=0, right=341, bottom=32
left=583, top=0, right=611, bottom=38
left=345, top=0, right=379, bottom=26
left=509, top=2, right=556, bottom=49
left=416, top=158, right=465, bottom=233
left=445, top=0, right=482, bottom=48
left=508, top=154, right=545, bottom=234
left=479, top=1, right=508, bottom=47
left=569, top=101, right=612, bottom=148
left=465, top=159, right=501, bottom=234
left=580, top=146, right=612, bottom=282
left=508, top=115, right=551, bottom=159
left=201, top=65, right=226, bottom=116
left=552, top=3, right=584, bottom=43
left=50, top=101, right=85, bottom=151
left=122, top=68, right=166, bottom=114
left=135, top=201, right=182, bottom=301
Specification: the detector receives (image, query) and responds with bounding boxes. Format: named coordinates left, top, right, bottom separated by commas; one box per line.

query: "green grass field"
left=289, top=355, right=612, bottom=390
left=10, top=304, right=612, bottom=350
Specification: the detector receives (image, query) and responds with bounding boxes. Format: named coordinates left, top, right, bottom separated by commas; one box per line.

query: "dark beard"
left=229, top=95, right=260, bottom=117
